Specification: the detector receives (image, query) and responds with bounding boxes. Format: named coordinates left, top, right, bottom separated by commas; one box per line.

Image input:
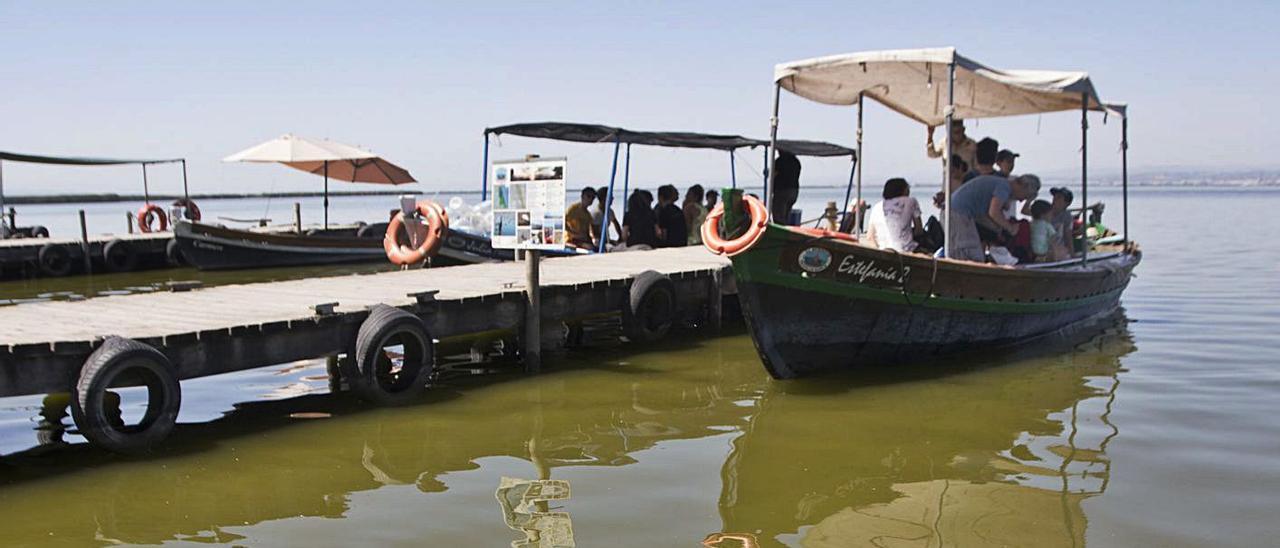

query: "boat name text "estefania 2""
left=837, top=256, right=909, bottom=284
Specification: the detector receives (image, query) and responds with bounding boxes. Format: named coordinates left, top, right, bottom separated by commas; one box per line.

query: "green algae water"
left=1, top=187, right=1278, bottom=546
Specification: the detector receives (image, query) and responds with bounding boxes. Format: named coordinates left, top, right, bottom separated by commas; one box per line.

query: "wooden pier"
left=0, top=247, right=731, bottom=452
left=0, top=231, right=175, bottom=278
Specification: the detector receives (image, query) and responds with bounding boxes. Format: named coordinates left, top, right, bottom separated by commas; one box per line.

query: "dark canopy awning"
left=485, top=122, right=854, bottom=158
left=0, top=151, right=183, bottom=166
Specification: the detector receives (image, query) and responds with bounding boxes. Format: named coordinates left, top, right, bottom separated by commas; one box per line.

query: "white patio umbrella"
left=223, top=134, right=416, bottom=228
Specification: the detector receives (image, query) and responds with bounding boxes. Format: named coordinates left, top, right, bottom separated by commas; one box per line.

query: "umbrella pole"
left=323, top=160, right=329, bottom=230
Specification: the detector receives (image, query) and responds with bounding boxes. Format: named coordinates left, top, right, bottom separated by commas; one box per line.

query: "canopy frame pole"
left=854, top=92, right=864, bottom=234
left=1080, top=93, right=1089, bottom=265
left=181, top=159, right=190, bottom=205
left=761, top=146, right=769, bottom=205
left=598, top=137, right=621, bottom=253
left=729, top=149, right=737, bottom=189
left=323, top=160, right=330, bottom=230
left=481, top=132, right=490, bottom=201
left=765, top=83, right=781, bottom=213
left=943, top=63, right=955, bottom=258
left=141, top=163, right=151, bottom=204
left=622, top=144, right=631, bottom=217
left=0, top=160, right=6, bottom=238
left=1121, top=115, right=1129, bottom=244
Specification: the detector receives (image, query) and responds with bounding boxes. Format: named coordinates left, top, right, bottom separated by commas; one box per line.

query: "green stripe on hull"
left=730, top=227, right=1129, bottom=315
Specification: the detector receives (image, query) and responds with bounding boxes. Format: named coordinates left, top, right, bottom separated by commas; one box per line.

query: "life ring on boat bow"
left=384, top=200, right=449, bottom=265
left=701, top=194, right=768, bottom=256
left=136, top=204, right=169, bottom=233
left=172, top=198, right=202, bottom=222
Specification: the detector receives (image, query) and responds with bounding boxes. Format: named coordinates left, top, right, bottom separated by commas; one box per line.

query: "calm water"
left=0, top=187, right=1278, bottom=546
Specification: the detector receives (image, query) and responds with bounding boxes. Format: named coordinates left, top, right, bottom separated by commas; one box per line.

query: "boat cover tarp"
left=486, top=122, right=854, bottom=157
left=0, top=151, right=183, bottom=165
left=774, top=47, right=1108, bottom=125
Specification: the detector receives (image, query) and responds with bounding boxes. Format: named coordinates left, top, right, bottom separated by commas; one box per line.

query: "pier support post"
left=78, top=210, right=91, bottom=274
left=127, top=211, right=135, bottom=234
left=706, top=269, right=723, bottom=333
left=7, top=207, right=15, bottom=233
left=294, top=202, right=302, bottom=233
left=524, top=250, right=542, bottom=373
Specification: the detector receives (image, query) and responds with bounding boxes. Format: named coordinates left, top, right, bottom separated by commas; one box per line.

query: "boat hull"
left=730, top=224, right=1140, bottom=378
left=174, top=221, right=516, bottom=270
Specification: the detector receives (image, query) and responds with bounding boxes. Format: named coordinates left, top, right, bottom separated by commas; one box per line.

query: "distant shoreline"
left=0, top=190, right=439, bottom=206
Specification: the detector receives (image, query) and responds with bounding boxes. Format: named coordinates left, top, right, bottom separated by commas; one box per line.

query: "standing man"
left=947, top=174, right=1041, bottom=263
left=654, top=184, right=688, bottom=248
left=565, top=186, right=596, bottom=250
left=770, top=151, right=802, bottom=224
left=927, top=119, right=978, bottom=170
left=964, top=138, right=999, bottom=182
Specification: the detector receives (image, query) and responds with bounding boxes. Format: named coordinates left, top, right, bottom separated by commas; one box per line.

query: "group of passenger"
left=565, top=184, right=721, bottom=252
left=862, top=119, right=1082, bottom=264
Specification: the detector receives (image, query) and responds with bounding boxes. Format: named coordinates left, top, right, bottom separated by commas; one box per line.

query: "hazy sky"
left=2, top=1, right=1276, bottom=196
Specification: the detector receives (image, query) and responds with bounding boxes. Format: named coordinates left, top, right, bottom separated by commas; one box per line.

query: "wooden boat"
left=174, top=220, right=517, bottom=270
left=714, top=47, right=1140, bottom=378
left=724, top=218, right=1139, bottom=378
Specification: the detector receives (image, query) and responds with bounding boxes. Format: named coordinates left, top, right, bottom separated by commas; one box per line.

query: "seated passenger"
left=995, top=149, right=1019, bottom=177
left=1049, top=187, right=1075, bottom=250
left=933, top=154, right=969, bottom=211
left=654, top=185, right=688, bottom=248
left=590, top=185, right=622, bottom=249
left=865, top=178, right=923, bottom=253
left=1029, top=199, right=1068, bottom=262
left=705, top=190, right=719, bottom=212
left=622, top=190, right=658, bottom=249
left=565, top=186, right=597, bottom=250
left=683, top=184, right=707, bottom=245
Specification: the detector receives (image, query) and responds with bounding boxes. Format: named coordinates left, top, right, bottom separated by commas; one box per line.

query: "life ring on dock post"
left=623, top=270, right=677, bottom=343
left=702, top=194, right=768, bottom=257
left=102, top=238, right=138, bottom=272
left=70, top=336, right=181, bottom=454
left=36, top=243, right=74, bottom=277
left=383, top=200, right=449, bottom=266
left=136, top=204, right=169, bottom=233
left=351, top=305, right=436, bottom=405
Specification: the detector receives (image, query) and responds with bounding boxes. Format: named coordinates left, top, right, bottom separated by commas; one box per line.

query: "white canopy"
left=774, top=47, right=1106, bottom=125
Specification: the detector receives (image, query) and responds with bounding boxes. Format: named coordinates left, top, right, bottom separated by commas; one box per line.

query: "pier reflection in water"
left=0, top=315, right=1132, bottom=546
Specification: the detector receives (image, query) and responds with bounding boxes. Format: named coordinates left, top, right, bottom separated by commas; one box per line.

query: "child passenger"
left=1029, top=200, right=1067, bottom=262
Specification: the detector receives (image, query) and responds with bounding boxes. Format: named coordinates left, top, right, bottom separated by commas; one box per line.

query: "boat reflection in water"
left=718, top=314, right=1133, bottom=547
left=0, top=314, right=1132, bottom=546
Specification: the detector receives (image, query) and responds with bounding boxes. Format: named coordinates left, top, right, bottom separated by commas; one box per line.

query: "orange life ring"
left=384, top=200, right=449, bottom=265
left=701, top=194, right=768, bottom=257
left=173, top=198, right=202, bottom=222
left=136, top=204, right=169, bottom=233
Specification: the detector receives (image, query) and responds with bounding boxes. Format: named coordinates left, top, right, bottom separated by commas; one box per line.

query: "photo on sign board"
left=495, top=166, right=509, bottom=181
left=517, top=212, right=531, bottom=226
left=534, top=165, right=564, bottom=181
left=516, top=228, right=531, bottom=245
left=542, top=226, right=555, bottom=244
left=510, top=183, right=528, bottom=209
left=512, top=166, right=535, bottom=181
left=554, top=229, right=565, bottom=245
left=494, top=212, right=517, bottom=236
left=495, top=184, right=510, bottom=209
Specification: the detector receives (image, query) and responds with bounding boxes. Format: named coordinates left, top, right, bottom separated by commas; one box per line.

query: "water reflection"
left=719, top=318, right=1133, bottom=546
left=0, top=315, right=1133, bottom=546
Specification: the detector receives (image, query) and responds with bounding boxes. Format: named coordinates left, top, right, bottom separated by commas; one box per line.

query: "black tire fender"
left=166, top=238, right=187, bottom=266
left=102, top=239, right=138, bottom=272
left=29, top=225, right=49, bottom=238
left=623, top=270, right=677, bottom=343
left=36, top=243, right=73, bottom=277
left=70, top=336, right=181, bottom=454
left=352, top=305, right=435, bottom=405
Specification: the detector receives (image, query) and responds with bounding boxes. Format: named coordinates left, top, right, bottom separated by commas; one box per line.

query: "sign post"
left=490, top=156, right=568, bottom=372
